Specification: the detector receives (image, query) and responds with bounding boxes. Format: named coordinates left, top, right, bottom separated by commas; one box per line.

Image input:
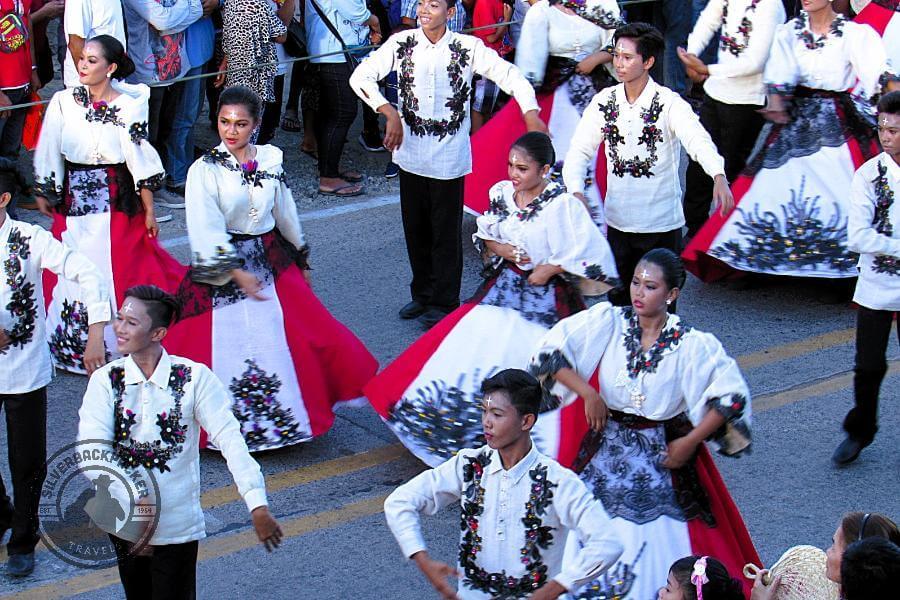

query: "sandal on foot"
left=318, top=183, right=364, bottom=197
left=281, top=113, right=302, bottom=132
left=340, top=171, right=364, bottom=183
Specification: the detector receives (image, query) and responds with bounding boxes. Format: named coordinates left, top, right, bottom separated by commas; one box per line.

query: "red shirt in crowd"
left=0, top=0, right=33, bottom=89
left=472, top=0, right=507, bottom=53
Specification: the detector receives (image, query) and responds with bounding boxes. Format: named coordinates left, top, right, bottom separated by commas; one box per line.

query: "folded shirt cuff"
left=243, top=487, right=269, bottom=512
left=395, top=530, right=427, bottom=559
left=86, top=301, right=113, bottom=326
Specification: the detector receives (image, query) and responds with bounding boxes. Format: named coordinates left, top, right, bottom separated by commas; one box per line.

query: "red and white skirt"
left=855, top=0, right=899, bottom=78
left=683, top=88, right=881, bottom=281
left=464, top=59, right=611, bottom=228
left=567, top=409, right=759, bottom=599
left=165, top=230, right=378, bottom=451
left=43, top=162, right=186, bottom=374
left=365, top=262, right=588, bottom=467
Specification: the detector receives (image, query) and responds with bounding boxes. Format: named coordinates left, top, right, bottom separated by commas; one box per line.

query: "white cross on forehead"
left=640, top=268, right=650, bottom=279
left=615, top=45, right=629, bottom=54
left=881, top=116, right=893, bottom=126
left=122, top=301, right=136, bottom=314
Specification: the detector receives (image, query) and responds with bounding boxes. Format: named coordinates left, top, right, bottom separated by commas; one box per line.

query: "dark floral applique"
left=397, top=37, right=471, bottom=140
left=512, top=183, right=565, bottom=222
left=581, top=262, right=621, bottom=288
left=112, top=364, right=191, bottom=473
left=67, top=168, right=111, bottom=216
left=598, top=90, right=663, bottom=178
left=622, top=307, right=691, bottom=378
left=551, top=0, right=623, bottom=28
left=575, top=543, right=646, bottom=599
left=73, top=86, right=90, bottom=108
left=793, top=12, right=845, bottom=50
left=202, top=149, right=283, bottom=188
left=48, top=299, right=109, bottom=368
left=33, top=172, right=61, bottom=204
left=706, top=394, right=752, bottom=456
left=230, top=359, right=307, bottom=450
left=719, top=0, right=762, bottom=57
left=2, top=228, right=37, bottom=353
left=870, top=161, right=900, bottom=275
left=85, top=100, right=125, bottom=127
left=136, top=172, right=165, bottom=191
left=710, top=176, right=857, bottom=273
left=458, top=452, right=558, bottom=599
left=488, top=187, right=511, bottom=219
left=129, top=121, right=149, bottom=144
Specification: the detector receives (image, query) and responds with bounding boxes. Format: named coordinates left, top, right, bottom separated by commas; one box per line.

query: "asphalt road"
left=2, top=132, right=899, bottom=600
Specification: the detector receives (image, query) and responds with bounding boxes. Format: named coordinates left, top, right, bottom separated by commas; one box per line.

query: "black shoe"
left=6, top=552, right=35, bottom=577
left=398, top=301, right=427, bottom=320
left=832, top=437, right=867, bottom=466
left=419, top=308, right=450, bottom=329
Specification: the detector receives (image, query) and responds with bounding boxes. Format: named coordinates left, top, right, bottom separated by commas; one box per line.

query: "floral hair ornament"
left=691, top=556, right=710, bottom=600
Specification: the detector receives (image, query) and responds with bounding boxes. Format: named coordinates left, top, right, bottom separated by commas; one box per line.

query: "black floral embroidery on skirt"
left=3, top=228, right=37, bottom=351
left=710, top=176, right=857, bottom=273
left=459, top=452, right=557, bottom=598
left=57, top=162, right=145, bottom=217
left=230, top=358, right=308, bottom=450
left=48, top=299, right=109, bottom=368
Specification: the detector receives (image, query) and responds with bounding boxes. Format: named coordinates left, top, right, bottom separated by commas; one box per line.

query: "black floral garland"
left=871, top=160, right=900, bottom=275
left=203, top=148, right=285, bottom=189
left=622, top=307, right=691, bottom=378
left=598, top=90, right=663, bottom=178
left=112, top=364, right=191, bottom=473
left=459, top=451, right=557, bottom=598
left=793, top=12, right=845, bottom=51
left=397, top=37, right=471, bottom=140
left=2, top=228, right=37, bottom=352
left=719, top=0, right=762, bottom=57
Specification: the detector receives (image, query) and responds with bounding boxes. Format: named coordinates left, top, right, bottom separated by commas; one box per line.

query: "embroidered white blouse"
left=184, top=143, right=306, bottom=285
left=531, top=302, right=752, bottom=455
left=764, top=13, right=892, bottom=103
left=474, top=180, right=620, bottom=290
left=350, top=28, right=540, bottom=180
left=77, top=350, right=268, bottom=545
left=384, top=443, right=623, bottom=598
left=562, top=79, right=726, bottom=233
left=850, top=153, right=900, bottom=311
left=0, top=217, right=110, bottom=394
left=515, top=0, right=620, bottom=86
left=33, top=82, right=165, bottom=203
left=686, top=0, right=786, bottom=106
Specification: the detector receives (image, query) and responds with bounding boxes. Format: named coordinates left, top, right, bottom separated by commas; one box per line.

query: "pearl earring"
left=106, top=72, right=112, bottom=79
left=666, top=299, right=672, bottom=305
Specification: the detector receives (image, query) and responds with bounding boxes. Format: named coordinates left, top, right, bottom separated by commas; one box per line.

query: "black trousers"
left=606, top=227, right=683, bottom=308
left=316, top=62, right=358, bottom=178
left=683, top=94, right=764, bottom=237
left=0, top=387, right=47, bottom=556
left=258, top=74, right=286, bottom=145
left=148, top=83, right=185, bottom=163
left=399, top=169, right=464, bottom=312
left=110, top=534, right=200, bottom=600
left=844, top=307, right=898, bottom=444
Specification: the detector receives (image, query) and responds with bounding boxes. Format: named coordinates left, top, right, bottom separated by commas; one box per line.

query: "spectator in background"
left=306, top=0, right=382, bottom=197
left=257, top=0, right=294, bottom=145
left=840, top=538, right=900, bottom=600
left=508, top=0, right=536, bottom=50
left=653, top=0, right=691, bottom=95
left=400, top=0, right=468, bottom=31
left=122, top=0, right=211, bottom=211
left=0, top=0, right=41, bottom=217
left=29, top=0, right=65, bottom=87
left=471, top=0, right=513, bottom=132
left=64, top=0, right=125, bottom=88
left=281, top=0, right=320, bottom=160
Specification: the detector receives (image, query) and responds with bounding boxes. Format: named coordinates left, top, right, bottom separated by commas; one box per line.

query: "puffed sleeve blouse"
left=184, top=143, right=307, bottom=285
left=33, top=82, right=165, bottom=204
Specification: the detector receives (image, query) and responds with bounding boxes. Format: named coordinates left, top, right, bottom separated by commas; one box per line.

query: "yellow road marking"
left=755, top=360, right=900, bottom=413
left=736, top=328, right=855, bottom=370
left=9, top=495, right=390, bottom=600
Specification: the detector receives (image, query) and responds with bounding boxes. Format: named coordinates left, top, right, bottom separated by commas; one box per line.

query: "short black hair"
left=219, top=85, right=263, bottom=123
left=123, top=285, right=181, bottom=329
left=878, top=90, right=900, bottom=116
left=840, top=537, right=900, bottom=600
left=480, top=369, right=541, bottom=420
left=613, top=22, right=664, bottom=64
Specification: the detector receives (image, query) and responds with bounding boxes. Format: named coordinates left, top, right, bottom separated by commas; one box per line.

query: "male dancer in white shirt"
left=384, top=369, right=623, bottom=599
left=0, top=165, right=109, bottom=576
left=78, top=285, right=282, bottom=597
left=563, top=22, right=732, bottom=307
left=833, top=92, right=900, bottom=466
left=351, top=0, right=546, bottom=328
left=678, top=0, right=785, bottom=238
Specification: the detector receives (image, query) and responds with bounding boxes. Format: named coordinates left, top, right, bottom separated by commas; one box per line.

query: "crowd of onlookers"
left=0, top=0, right=822, bottom=211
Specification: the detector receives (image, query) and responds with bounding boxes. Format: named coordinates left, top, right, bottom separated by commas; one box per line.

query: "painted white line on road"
left=160, top=193, right=400, bottom=250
